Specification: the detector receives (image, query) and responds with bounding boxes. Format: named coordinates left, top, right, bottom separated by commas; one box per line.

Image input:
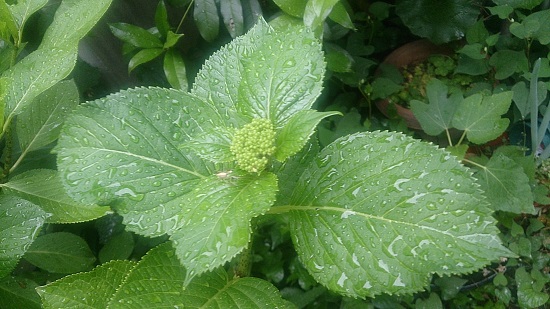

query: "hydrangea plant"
left=26, top=17, right=514, bottom=307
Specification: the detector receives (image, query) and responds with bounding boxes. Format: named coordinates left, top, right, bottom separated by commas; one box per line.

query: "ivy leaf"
left=410, top=79, right=463, bottom=136
left=1, top=169, right=110, bottom=223
left=516, top=267, right=550, bottom=308
left=15, top=80, right=79, bottom=165
left=509, top=9, right=550, bottom=44
left=181, top=267, right=294, bottom=308
left=489, top=50, right=528, bottom=80
left=56, top=88, right=221, bottom=237
left=192, top=18, right=324, bottom=129
left=37, top=242, right=186, bottom=308
left=0, top=195, right=47, bottom=278
left=169, top=172, right=278, bottom=281
left=473, top=153, right=536, bottom=214
left=220, top=0, right=244, bottom=38
left=288, top=131, right=513, bottom=298
left=194, top=0, right=219, bottom=42
left=23, top=232, right=96, bottom=274
left=275, top=110, right=340, bottom=161
left=452, top=91, right=513, bottom=144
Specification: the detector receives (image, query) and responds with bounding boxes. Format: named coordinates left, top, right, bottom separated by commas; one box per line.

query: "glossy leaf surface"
left=194, top=0, right=219, bottom=42
left=0, top=196, right=47, bottom=277
left=288, top=131, right=512, bottom=298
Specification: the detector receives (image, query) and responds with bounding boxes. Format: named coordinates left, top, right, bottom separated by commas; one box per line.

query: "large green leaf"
left=286, top=131, right=513, bottom=298
left=169, top=172, right=278, bottom=281
left=192, top=18, right=325, bottom=128
left=1, top=169, right=110, bottom=223
left=220, top=0, right=244, bottom=38
left=0, top=195, right=47, bottom=278
left=181, top=267, right=294, bottom=308
left=452, top=91, right=513, bottom=144
left=56, top=87, right=221, bottom=236
left=395, top=0, right=480, bottom=44
left=0, top=276, right=41, bottom=309
left=410, top=79, right=463, bottom=136
left=23, top=232, right=96, bottom=274
left=15, top=80, right=79, bottom=169
left=303, top=0, right=340, bottom=29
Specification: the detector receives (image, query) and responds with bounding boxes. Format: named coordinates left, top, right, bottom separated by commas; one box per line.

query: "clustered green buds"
left=230, top=118, right=276, bottom=173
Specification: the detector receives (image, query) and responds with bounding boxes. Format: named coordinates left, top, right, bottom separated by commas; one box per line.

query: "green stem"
left=176, top=0, right=194, bottom=34
left=445, top=129, right=453, bottom=147
left=456, top=131, right=467, bottom=147
left=462, top=157, right=485, bottom=170
left=2, top=125, right=13, bottom=182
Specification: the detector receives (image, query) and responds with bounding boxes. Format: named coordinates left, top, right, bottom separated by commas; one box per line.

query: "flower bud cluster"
left=230, top=118, right=276, bottom=173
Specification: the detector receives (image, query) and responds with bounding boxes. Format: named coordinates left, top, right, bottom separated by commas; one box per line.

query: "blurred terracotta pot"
left=375, top=40, right=452, bottom=130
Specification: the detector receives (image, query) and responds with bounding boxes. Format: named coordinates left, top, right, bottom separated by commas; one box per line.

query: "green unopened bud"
left=230, top=118, right=276, bottom=173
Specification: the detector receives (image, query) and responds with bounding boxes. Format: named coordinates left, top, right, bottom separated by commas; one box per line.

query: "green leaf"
left=492, top=0, right=543, bottom=9
left=37, top=242, right=187, bottom=308
left=473, top=153, right=536, bottom=214
left=303, top=0, right=339, bottom=29
left=274, top=110, right=340, bottom=161
left=0, top=276, right=41, bottom=309
left=220, top=0, right=244, bottom=38
left=410, top=79, right=463, bottom=136
left=98, top=231, right=134, bottom=263
left=155, top=0, right=170, bottom=37
left=169, top=172, right=278, bottom=281
left=7, top=0, right=48, bottom=32
left=0, top=195, right=47, bottom=277
left=194, top=0, right=219, bottom=42
left=489, top=49, right=528, bottom=80
left=395, top=0, right=479, bottom=44
left=328, top=2, right=354, bottom=29
left=272, top=0, right=307, bottom=17
left=163, top=49, right=188, bottom=90
left=2, top=0, right=112, bottom=130
left=109, top=23, right=163, bottom=48
left=452, top=91, right=513, bottom=144
left=38, top=260, right=136, bottom=308
left=512, top=81, right=547, bottom=119
left=509, top=10, right=550, bottom=44
left=182, top=267, right=294, bottom=308
left=24, top=232, right=96, bottom=273
left=0, top=0, right=18, bottom=40
left=15, top=80, right=79, bottom=167
left=180, top=126, right=234, bottom=163
left=163, top=30, right=183, bottom=49
left=287, top=131, right=513, bottom=298
left=56, top=87, right=221, bottom=236
left=192, top=18, right=324, bottom=128
left=516, top=267, right=550, bottom=308
left=128, top=48, right=163, bottom=72
left=1, top=169, right=110, bottom=223
left=325, top=43, right=354, bottom=73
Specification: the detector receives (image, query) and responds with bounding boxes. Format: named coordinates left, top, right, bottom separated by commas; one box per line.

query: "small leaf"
left=0, top=0, right=18, bottom=40
left=38, top=260, right=136, bottom=309
left=7, top=0, right=48, bottom=32
left=0, top=195, right=47, bottom=278
left=1, top=169, right=110, bottom=223
left=98, top=231, right=134, bottom=263
left=24, top=232, right=96, bottom=273
left=516, top=267, right=550, bottom=308
left=452, top=91, right=513, bottom=144
left=509, top=9, right=550, bottom=44
left=288, top=131, right=513, bottom=298
left=163, top=49, right=188, bottom=90
left=128, top=48, right=163, bottom=73
left=169, top=172, right=278, bottom=282
left=328, top=2, right=354, bottom=29
left=109, top=23, right=163, bottom=48
left=512, top=81, right=547, bottom=119
left=155, top=0, right=170, bottom=37
left=0, top=276, right=41, bottom=309
left=181, top=267, right=294, bottom=308
left=325, top=43, right=354, bottom=73
left=410, top=79, right=463, bottom=136
left=15, top=80, right=79, bottom=164
left=303, top=0, right=339, bottom=29
left=272, top=0, right=307, bottom=17
left=473, top=153, right=536, bottom=214
left=163, top=30, right=183, bottom=49
left=220, top=0, right=244, bottom=38
left=194, top=0, right=219, bottom=42
left=489, top=50, right=528, bottom=80
left=274, top=110, right=340, bottom=161
left=492, top=0, right=543, bottom=9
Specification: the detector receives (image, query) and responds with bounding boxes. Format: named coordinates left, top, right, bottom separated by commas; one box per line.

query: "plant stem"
left=233, top=246, right=252, bottom=278
left=176, top=0, right=194, bottom=34
left=445, top=129, right=453, bottom=147
left=456, top=131, right=467, bottom=146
